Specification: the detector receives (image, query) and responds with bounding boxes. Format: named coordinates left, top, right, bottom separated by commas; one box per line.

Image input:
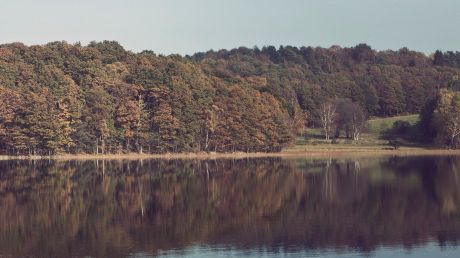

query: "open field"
left=297, top=114, right=421, bottom=148
left=367, top=114, right=419, bottom=134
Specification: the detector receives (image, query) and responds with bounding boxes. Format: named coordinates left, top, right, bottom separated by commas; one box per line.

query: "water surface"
left=0, top=156, right=459, bottom=257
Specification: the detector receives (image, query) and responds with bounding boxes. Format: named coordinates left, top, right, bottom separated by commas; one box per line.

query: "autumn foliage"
left=0, top=41, right=459, bottom=154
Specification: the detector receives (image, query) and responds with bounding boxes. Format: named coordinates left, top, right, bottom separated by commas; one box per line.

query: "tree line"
left=0, top=41, right=459, bottom=154
left=420, top=87, right=460, bottom=148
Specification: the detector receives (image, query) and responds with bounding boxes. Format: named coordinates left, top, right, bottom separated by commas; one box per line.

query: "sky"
left=0, top=0, right=459, bottom=55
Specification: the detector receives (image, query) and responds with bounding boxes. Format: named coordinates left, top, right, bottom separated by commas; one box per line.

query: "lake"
left=0, top=155, right=459, bottom=258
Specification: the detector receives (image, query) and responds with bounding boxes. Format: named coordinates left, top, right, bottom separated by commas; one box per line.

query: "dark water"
left=0, top=156, right=460, bottom=258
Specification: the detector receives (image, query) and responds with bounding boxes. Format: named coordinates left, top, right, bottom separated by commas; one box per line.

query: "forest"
left=0, top=41, right=460, bottom=155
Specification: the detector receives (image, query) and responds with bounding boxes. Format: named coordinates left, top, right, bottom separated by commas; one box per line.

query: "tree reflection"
left=0, top=156, right=459, bottom=257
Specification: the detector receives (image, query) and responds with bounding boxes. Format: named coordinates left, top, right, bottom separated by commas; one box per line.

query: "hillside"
left=367, top=114, right=419, bottom=135
left=0, top=41, right=459, bottom=155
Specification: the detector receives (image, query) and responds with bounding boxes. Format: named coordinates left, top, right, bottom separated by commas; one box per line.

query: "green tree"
left=432, top=89, right=460, bottom=148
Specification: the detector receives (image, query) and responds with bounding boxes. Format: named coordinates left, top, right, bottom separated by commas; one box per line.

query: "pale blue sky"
left=0, top=0, right=459, bottom=54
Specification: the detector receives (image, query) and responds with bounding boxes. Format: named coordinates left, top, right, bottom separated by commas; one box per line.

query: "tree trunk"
left=96, top=138, right=99, bottom=155
left=205, top=129, right=209, bottom=151
left=101, top=136, right=105, bottom=155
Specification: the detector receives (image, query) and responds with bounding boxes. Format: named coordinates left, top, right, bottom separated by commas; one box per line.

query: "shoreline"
left=1, top=148, right=460, bottom=161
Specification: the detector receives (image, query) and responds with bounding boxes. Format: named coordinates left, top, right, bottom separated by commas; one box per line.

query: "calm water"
left=0, top=156, right=460, bottom=258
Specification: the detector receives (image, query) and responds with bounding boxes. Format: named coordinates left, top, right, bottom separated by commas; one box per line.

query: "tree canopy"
left=0, top=41, right=459, bottom=154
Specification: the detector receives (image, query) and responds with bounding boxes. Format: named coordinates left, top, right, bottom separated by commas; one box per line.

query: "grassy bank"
left=0, top=114, right=456, bottom=161
left=1, top=148, right=460, bottom=161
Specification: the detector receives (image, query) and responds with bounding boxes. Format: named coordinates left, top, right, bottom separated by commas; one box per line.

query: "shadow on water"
left=0, top=156, right=460, bottom=257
